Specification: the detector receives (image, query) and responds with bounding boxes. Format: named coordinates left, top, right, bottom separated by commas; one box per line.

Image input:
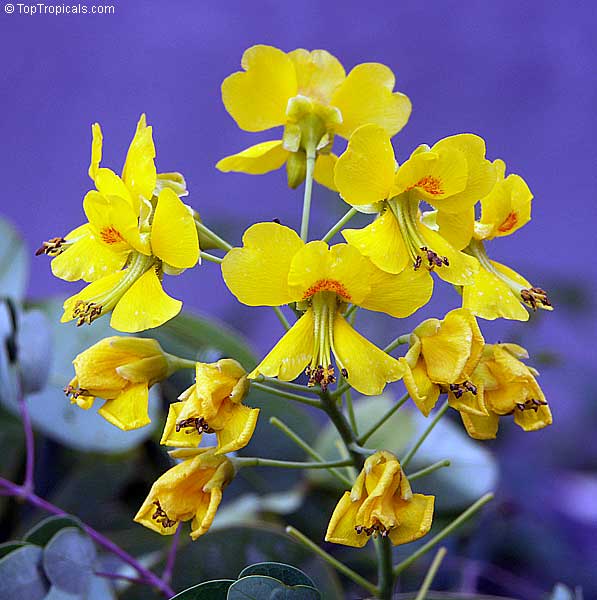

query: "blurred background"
left=1, top=1, right=596, bottom=598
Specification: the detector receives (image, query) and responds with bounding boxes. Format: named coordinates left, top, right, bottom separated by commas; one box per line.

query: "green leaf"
left=0, top=544, right=49, bottom=599
left=0, top=540, right=32, bottom=559
left=5, top=297, right=159, bottom=453
left=227, top=575, right=320, bottom=600
left=42, top=527, right=97, bottom=595
left=0, top=216, right=29, bottom=303
left=238, top=562, right=315, bottom=588
left=169, top=579, right=234, bottom=599
left=25, top=515, right=84, bottom=546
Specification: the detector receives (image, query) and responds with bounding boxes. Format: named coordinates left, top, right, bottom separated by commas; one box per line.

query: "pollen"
left=152, top=500, right=177, bottom=529
left=521, top=287, right=552, bottom=311
left=302, top=279, right=351, bottom=301
left=411, top=176, right=444, bottom=196
left=355, top=519, right=391, bottom=538
left=35, top=237, right=66, bottom=257
left=72, top=300, right=103, bottom=326
left=176, top=416, right=214, bottom=434
left=498, top=211, right=518, bottom=233
left=99, top=226, right=124, bottom=245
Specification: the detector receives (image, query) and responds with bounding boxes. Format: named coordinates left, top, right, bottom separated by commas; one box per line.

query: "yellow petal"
left=216, top=140, right=289, bottom=175
left=122, top=114, right=157, bottom=201
left=111, top=268, right=181, bottom=333
left=401, top=358, right=440, bottom=417
left=88, top=122, right=103, bottom=180
left=215, top=404, right=260, bottom=454
left=190, top=487, right=222, bottom=540
left=389, top=494, right=434, bottom=546
left=459, top=411, right=500, bottom=440
left=332, top=314, right=404, bottom=396
left=313, top=153, right=338, bottom=191
left=98, top=382, right=150, bottom=431
left=288, top=48, right=345, bottom=104
left=436, top=207, right=475, bottom=250
left=359, top=264, right=433, bottom=318
left=222, top=222, right=303, bottom=306
left=325, top=492, right=368, bottom=548
left=51, top=224, right=128, bottom=282
left=151, top=188, right=199, bottom=269
left=514, top=404, right=552, bottom=432
left=93, top=168, right=136, bottom=211
left=160, top=402, right=203, bottom=448
left=221, top=45, right=297, bottom=132
left=287, top=242, right=371, bottom=305
left=332, top=63, right=411, bottom=139
left=334, top=124, right=396, bottom=206
left=462, top=264, right=530, bottom=321
left=249, top=311, right=314, bottom=382
left=431, top=134, right=496, bottom=214
left=343, top=209, right=409, bottom=274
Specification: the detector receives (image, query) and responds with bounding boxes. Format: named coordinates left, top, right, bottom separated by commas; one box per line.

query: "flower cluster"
left=40, top=43, right=553, bottom=558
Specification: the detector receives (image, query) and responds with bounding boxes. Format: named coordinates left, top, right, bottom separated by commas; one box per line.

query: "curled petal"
left=216, top=140, right=289, bottom=175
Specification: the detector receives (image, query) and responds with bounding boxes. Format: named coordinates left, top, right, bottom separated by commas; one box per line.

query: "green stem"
left=331, top=380, right=351, bottom=400
left=286, top=526, right=378, bottom=596
left=375, top=536, right=395, bottom=600
left=358, top=393, right=410, bottom=445
left=272, top=306, right=291, bottom=331
left=322, top=208, right=358, bottom=242
left=401, top=401, right=449, bottom=469
left=393, top=493, right=494, bottom=576
left=234, top=457, right=353, bottom=470
left=194, top=219, right=233, bottom=251
left=407, top=460, right=451, bottom=482
left=345, top=388, right=358, bottom=436
left=269, top=417, right=352, bottom=487
left=414, top=547, right=448, bottom=600
left=253, top=375, right=321, bottom=396
left=251, top=381, right=322, bottom=408
left=344, top=304, right=359, bottom=320
left=300, top=147, right=316, bottom=241
left=383, top=334, right=411, bottom=354
left=200, top=251, right=223, bottom=264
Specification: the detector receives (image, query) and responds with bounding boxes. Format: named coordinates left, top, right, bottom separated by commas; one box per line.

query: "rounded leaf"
left=25, top=515, right=84, bottom=547
left=169, top=579, right=234, bottom=599
left=0, top=545, right=49, bottom=600
left=238, top=562, right=315, bottom=588
left=227, top=575, right=320, bottom=600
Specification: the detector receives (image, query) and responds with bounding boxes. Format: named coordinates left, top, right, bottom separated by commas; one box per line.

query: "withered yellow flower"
left=462, top=159, right=552, bottom=321
left=222, top=222, right=433, bottom=395
left=400, top=308, right=484, bottom=416
left=135, top=447, right=233, bottom=540
left=217, top=45, right=411, bottom=189
left=161, top=359, right=259, bottom=455
left=325, top=451, right=434, bottom=548
left=452, top=343, right=552, bottom=439
left=64, top=336, right=177, bottom=430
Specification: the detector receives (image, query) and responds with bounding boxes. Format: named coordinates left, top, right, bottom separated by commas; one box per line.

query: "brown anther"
left=521, top=287, right=552, bottom=311
left=72, top=300, right=103, bottom=326
left=152, top=500, right=177, bottom=529
left=341, top=368, right=349, bottom=379
left=413, top=255, right=422, bottom=271
left=449, top=381, right=478, bottom=398
left=64, top=384, right=89, bottom=399
left=420, top=246, right=449, bottom=270
left=355, top=520, right=390, bottom=538
left=35, top=237, right=66, bottom=257
left=515, top=398, right=548, bottom=413
left=175, top=416, right=214, bottom=435
left=305, top=364, right=336, bottom=391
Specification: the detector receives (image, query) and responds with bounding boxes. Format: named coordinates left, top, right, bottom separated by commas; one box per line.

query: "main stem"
left=300, top=146, right=316, bottom=241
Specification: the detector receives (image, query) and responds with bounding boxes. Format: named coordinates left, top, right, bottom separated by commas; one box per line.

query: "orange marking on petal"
left=100, top=226, right=124, bottom=245
left=497, top=211, right=518, bottom=233
left=410, top=176, right=444, bottom=196
left=302, top=279, right=352, bottom=301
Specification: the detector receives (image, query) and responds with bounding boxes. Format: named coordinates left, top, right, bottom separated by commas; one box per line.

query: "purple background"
left=2, top=1, right=597, bottom=596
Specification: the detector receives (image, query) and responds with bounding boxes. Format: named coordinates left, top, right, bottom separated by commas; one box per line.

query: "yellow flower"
left=217, top=45, right=411, bottom=189
left=325, top=451, right=434, bottom=548
left=400, top=308, right=485, bottom=416
left=64, top=336, right=176, bottom=430
left=462, top=160, right=552, bottom=321
left=222, top=222, right=433, bottom=395
left=161, top=359, right=259, bottom=455
left=451, top=343, right=552, bottom=439
left=44, top=116, right=200, bottom=332
left=335, top=125, right=489, bottom=291
left=134, top=447, right=234, bottom=540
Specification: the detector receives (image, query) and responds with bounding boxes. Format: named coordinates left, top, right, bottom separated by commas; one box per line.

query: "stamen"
left=420, top=246, right=449, bottom=270
left=520, top=287, right=552, bottom=311
left=99, top=226, right=124, bottom=245
left=175, top=417, right=214, bottom=434
left=152, top=500, right=177, bottom=528
left=72, top=300, right=102, bottom=326
left=35, top=237, right=66, bottom=257
left=354, top=519, right=390, bottom=538
left=449, top=381, right=478, bottom=398
left=305, top=364, right=336, bottom=391
left=515, top=398, right=548, bottom=413
left=341, top=368, right=349, bottom=379
left=64, top=384, right=89, bottom=399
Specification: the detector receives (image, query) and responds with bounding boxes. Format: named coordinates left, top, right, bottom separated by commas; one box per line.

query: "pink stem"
left=162, top=524, right=181, bottom=584
left=0, top=477, right=175, bottom=598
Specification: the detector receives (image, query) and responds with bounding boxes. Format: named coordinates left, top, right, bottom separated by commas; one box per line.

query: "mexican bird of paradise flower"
left=217, top=44, right=412, bottom=189
left=325, top=451, right=434, bottom=548
left=221, top=222, right=433, bottom=395
left=38, top=115, right=200, bottom=333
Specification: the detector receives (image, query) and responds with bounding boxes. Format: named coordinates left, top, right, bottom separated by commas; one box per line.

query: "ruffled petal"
left=334, top=124, right=396, bottom=206
left=222, top=222, right=303, bottom=306
left=216, top=140, right=289, bottom=175
left=221, top=45, right=297, bottom=132
left=514, top=404, right=552, bottom=432
left=160, top=402, right=203, bottom=448
left=215, top=404, right=260, bottom=454
left=98, top=382, right=150, bottom=431
left=88, top=122, right=103, bottom=180
left=288, top=48, right=345, bottom=104
left=459, top=411, right=500, bottom=440
left=313, top=153, right=338, bottom=190
left=325, top=492, right=367, bottom=548
left=111, top=268, right=182, bottom=333
left=151, top=188, right=199, bottom=269
left=388, top=494, right=434, bottom=546
left=359, top=264, right=433, bottom=318
left=93, top=168, right=135, bottom=211
left=401, top=357, right=440, bottom=416
left=51, top=224, right=128, bottom=282
left=342, top=209, right=409, bottom=274
left=332, top=314, right=405, bottom=396
left=122, top=114, right=157, bottom=201
left=436, top=207, right=475, bottom=250
left=332, top=63, right=411, bottom=139
left=190, top=487, right=222, bottom=540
